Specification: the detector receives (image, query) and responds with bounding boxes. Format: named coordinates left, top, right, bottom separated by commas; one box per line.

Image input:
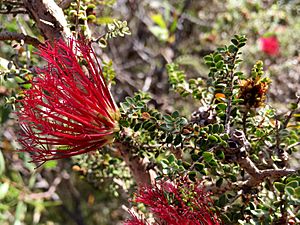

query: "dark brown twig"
left=283, top=96, right=300, bottom=129
left=0, top=30, right=42, bottom=46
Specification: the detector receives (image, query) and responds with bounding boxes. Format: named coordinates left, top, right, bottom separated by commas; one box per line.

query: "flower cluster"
left=124, top=176, right=221, bottom=225
left=238, top=61, right=271, bottom=108
left=258, top=36, right=280, bottom=56
left=18, top=38, right=120, bottom=165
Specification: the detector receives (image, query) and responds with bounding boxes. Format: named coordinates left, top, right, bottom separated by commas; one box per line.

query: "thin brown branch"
left=23, top=176, right=62, bottom=200
left=222, top=130, right=297, bottom=190
left=0, top=30, right=42, bottom=46
left=243, top=168, right=296, bottom=187
left=235, top=148, right=296, bottom=188
left=2, top=0, right=23, bottom=5
left=0, top=9, right=27, bottom=14
left=283, top=96, right=300, bottom=128
left=287, top=142, right=300, bottom=150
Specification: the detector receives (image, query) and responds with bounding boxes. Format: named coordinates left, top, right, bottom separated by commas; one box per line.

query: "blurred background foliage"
left=0, top=0, right=299, bottom=224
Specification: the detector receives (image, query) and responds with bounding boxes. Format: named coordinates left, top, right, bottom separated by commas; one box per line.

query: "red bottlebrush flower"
left=124, top=177, right=221, bottom=225
left=258, top=36, right=280, bottom=56
left=18, top=38, right=120, bottom=165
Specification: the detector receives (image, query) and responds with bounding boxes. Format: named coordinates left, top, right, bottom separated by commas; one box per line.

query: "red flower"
left=18, top=38, right=120, bottom=165
left=259, top=36, right=280, bottom=56
left=124, top=177, right=221, bottom=225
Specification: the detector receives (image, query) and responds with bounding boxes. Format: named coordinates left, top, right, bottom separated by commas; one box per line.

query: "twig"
left=24, top=176, right=62, bottom=200
left=283, top=96, right=300, bottom=129
left=0, top=30, right=42, bottom=46
left=225, top=130, right=296, bottom=189
left=240, top=165, right=295, bottom=188
left=224, top=51, right=239, bottom=134
left=0, top=9, right=27, bottom=14
left=242, top=108, right=249, bottom=134
left=287, top=142, right=300, bottom=150
left=16, top=16, right=32, bottom=67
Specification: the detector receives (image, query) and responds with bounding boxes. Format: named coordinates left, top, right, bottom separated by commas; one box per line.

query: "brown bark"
left=0, top=30, right=42, bottom=46
left=115, top=142, right=156, bottom=186
left=22, top=0, right=71, bottom=41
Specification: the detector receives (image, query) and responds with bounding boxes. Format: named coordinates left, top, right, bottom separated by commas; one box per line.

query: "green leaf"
left=149, top=26, right=169, bottom=42
left=43, top=161, right=57, bottom=169
left=290, top=103, right=298, bottom=110
left=173, top=134, right=182, bottom=146
left=191, top=154, right=199, bottom=161
left=125, top=96, right=134, bottom=104
left=21, top=83, right=32, bottom=89
left=143, top=121, right=155, bottom=130
left=194, top=162, right=205, bottom=172
left=134, top=122, right=142, bottom=132
left=212, top=124, right=220, bottom=133
left=213, top=54, right=223, bottom=62
left=14, top=201, right=26, bottom=224
left=167, top=154, right=176, bottom=164
left=166, top=134, right=173, bottom=143
left=203, top=152, right=214, bottom=162
left=203, top=55, right=213, bottom=62
left=188, top=171, right=197, bottom=182
left=0, top=182, right=9, bottom=199
left=216, top=150, right=225, bottom=160
left=218, top=194, right=228, bottom=207
left=218, top=124, right=224, bottom=133
left=216, top=103, right=227, bottom=111
left=237, top=42, right=246, bottom=48
left=151, top=14, right=167, bottom=28
left=172, top=111, right=180, bottom=118
left=163, top=114, right=173, bottom=122
left=0, top=150, right=5, bottom=175
left=177, top=117, right=188, bottom=126
left=216, top=61, right=224, bottom=69
left=229, top=174, right=237, bottom=182
left=231, top=39, right=239, bottom=46
left=295, top=187, right=300, bottom=197
left=286, top=180, right=299, bottom=188
left=209, top=159, right=218, bottom=167
left=216, top=178, right=223, bottom=187
left=285, top=186, right=295, bottom=196
left=161, top=159, right=169, bottom=167
left=208, top=134, right=219, bottom=142
left=120, top=102, right=130, bottom=112
left=147, top=124, right=156, bottom=132
left=228, top=44, right=238, bottom=53
left=274, top=182, right=285, bottom=192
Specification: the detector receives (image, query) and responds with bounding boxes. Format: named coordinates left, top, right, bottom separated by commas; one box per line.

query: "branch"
left=283, top=95, right=300, bottom=128
left=287, top=142, right=300, bottom=150
left=115, top=142, right=156, bottom=186
left=243, top=168, right=296, bottom=187
left=0, top=30, right=42, bottom=46
left=0, top=9, right=27, bottom=14
left=24, top=176, right=62, bottom=200
left=224, top=130, right=296, bottom=189
left=22, top=0, right=71, bottom=41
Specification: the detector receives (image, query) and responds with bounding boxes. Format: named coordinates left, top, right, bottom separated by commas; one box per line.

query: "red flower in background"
left=18, top=38, right=120, bottom=165
left=259, top=36, right=280, bottom=56
left=124, top=177, right=221, bottom=225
